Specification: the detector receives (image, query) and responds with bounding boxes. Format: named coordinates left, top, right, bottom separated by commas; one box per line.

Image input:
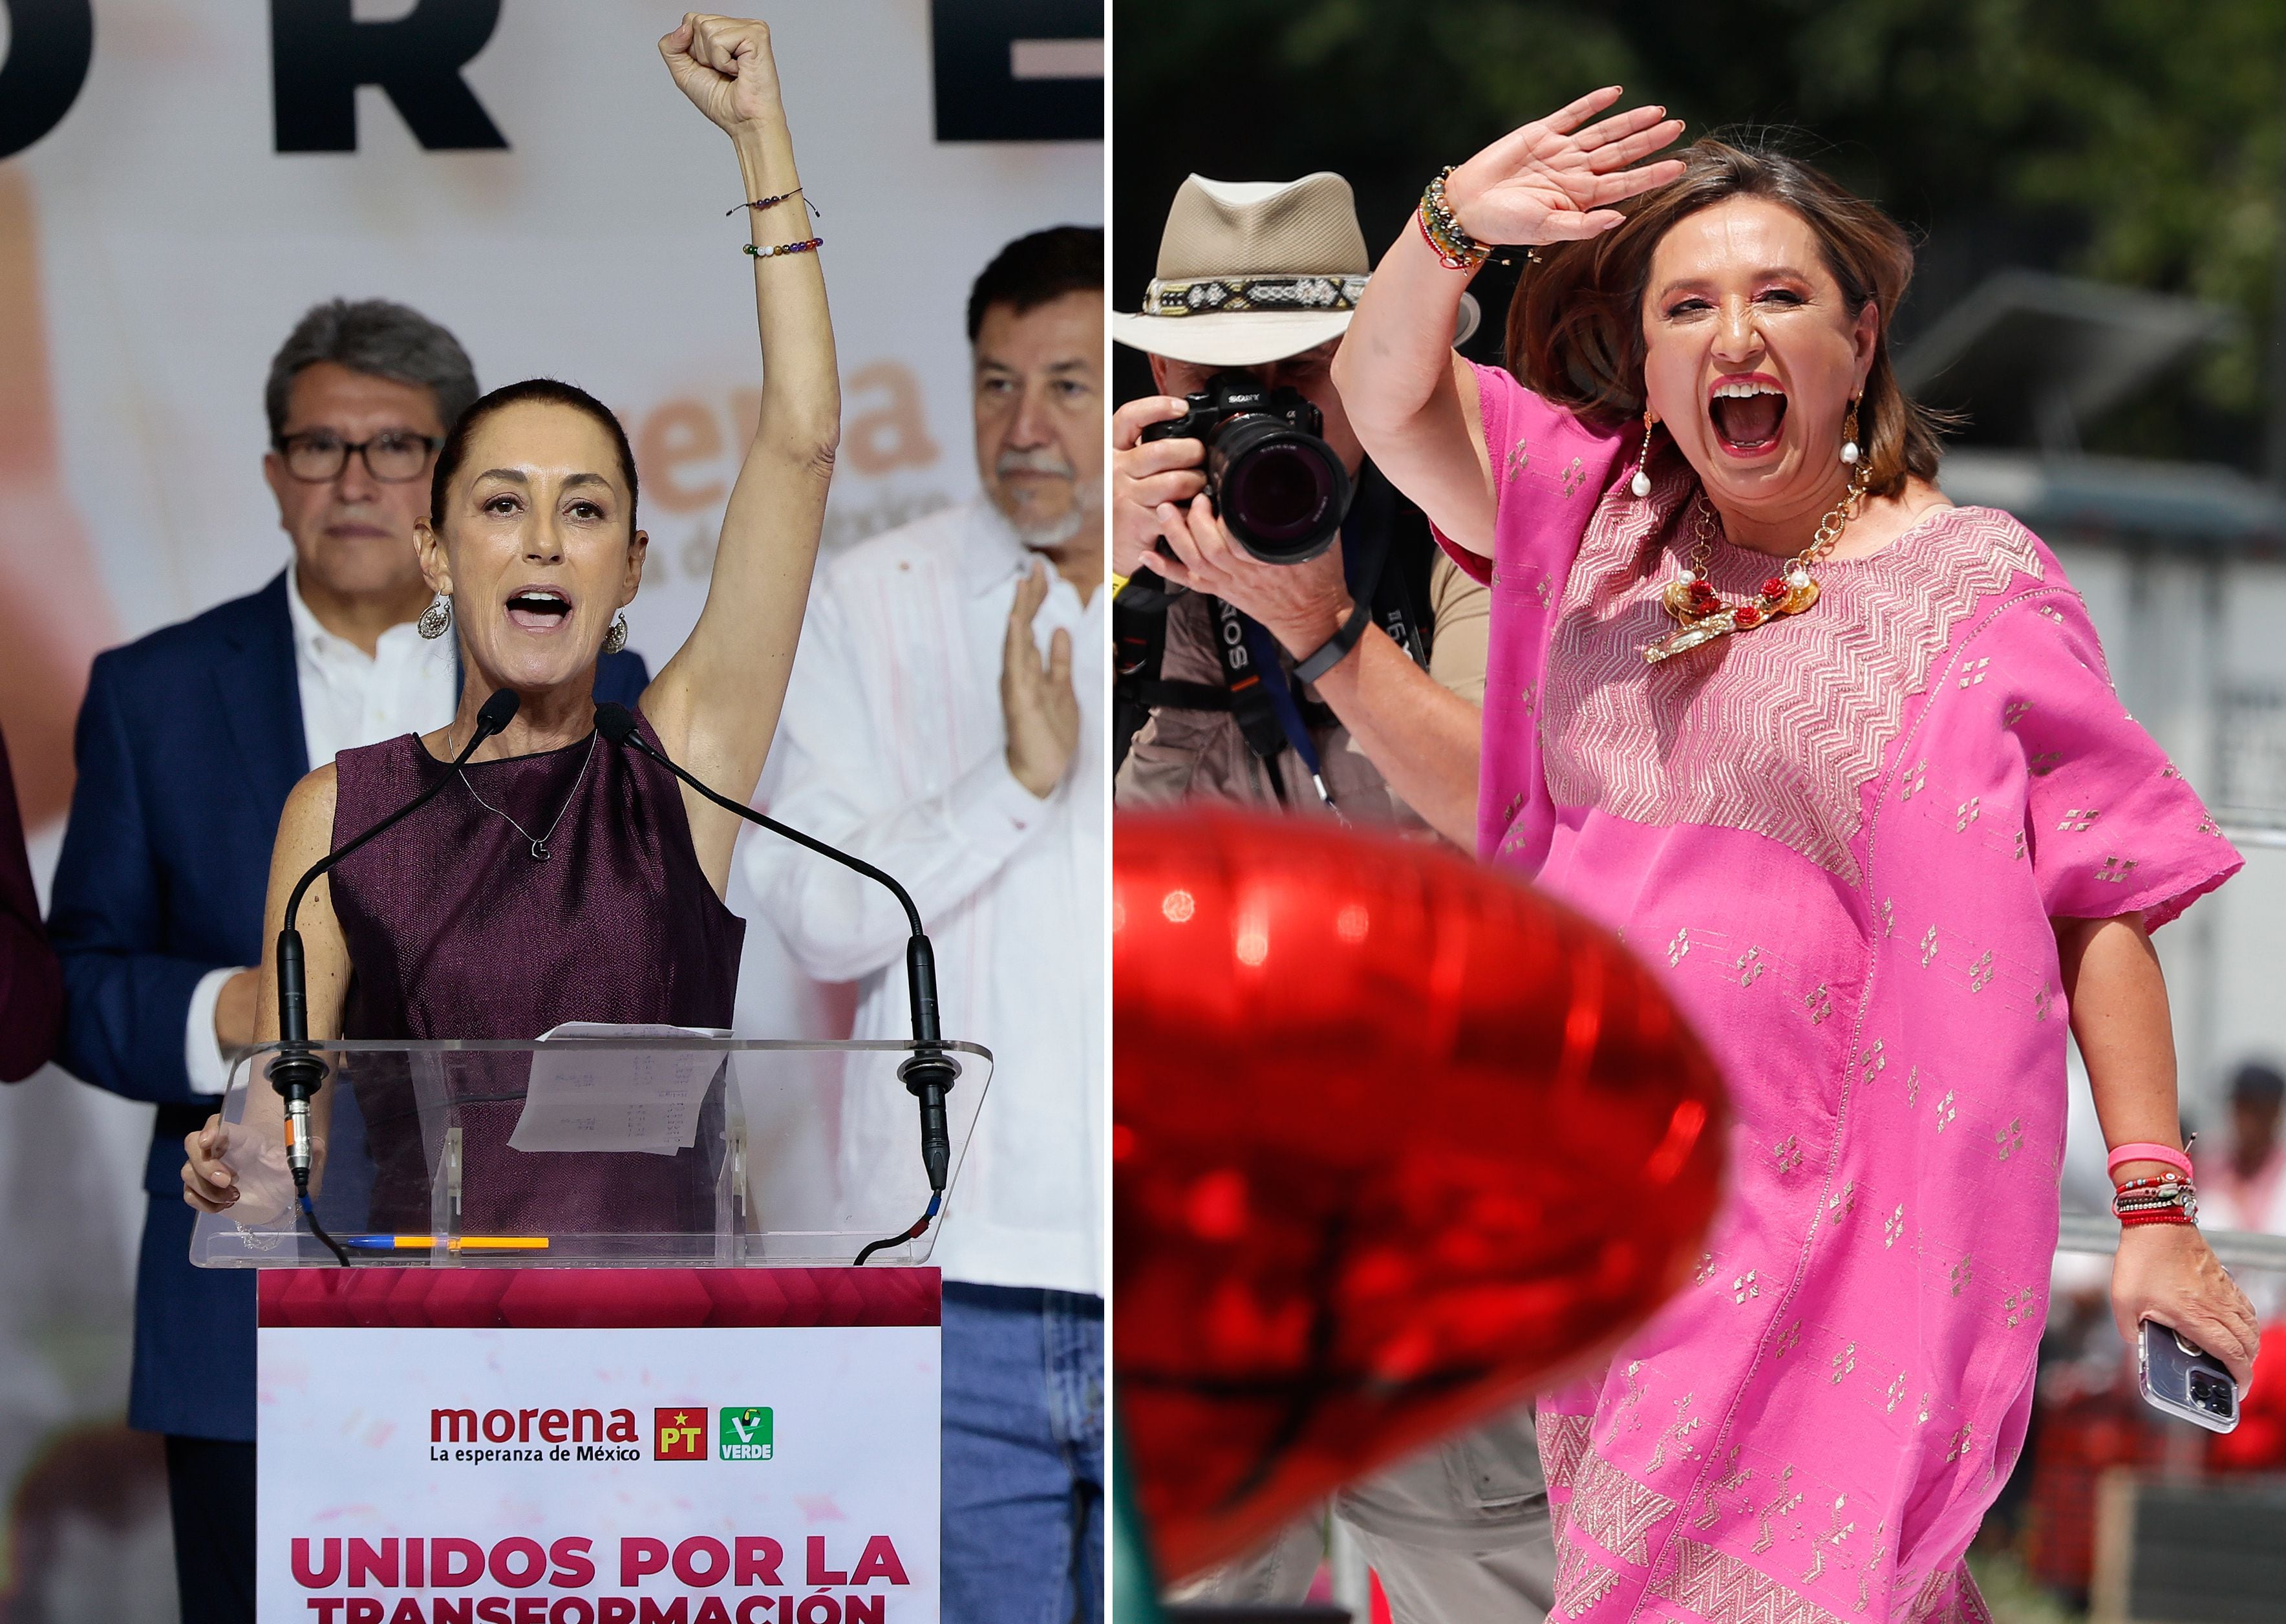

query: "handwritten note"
left=507, top=1023, right=729, bottom=1157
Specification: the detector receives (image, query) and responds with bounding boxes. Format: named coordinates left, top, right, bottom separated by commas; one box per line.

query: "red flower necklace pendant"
left=1645, top=564, right=1819, bottom=665
left=1642, top=479, right=1864, bottom=666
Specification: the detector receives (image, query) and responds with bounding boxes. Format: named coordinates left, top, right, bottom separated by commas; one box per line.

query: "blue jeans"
left=942, top=1282, right=1104, bottom=1624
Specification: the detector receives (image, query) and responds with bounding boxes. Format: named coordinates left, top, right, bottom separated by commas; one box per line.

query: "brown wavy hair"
left=1505, top=136, right=1944, bottom=500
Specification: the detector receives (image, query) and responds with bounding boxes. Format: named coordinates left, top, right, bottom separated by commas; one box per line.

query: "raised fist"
left=660, top=14, right=786, bottom=133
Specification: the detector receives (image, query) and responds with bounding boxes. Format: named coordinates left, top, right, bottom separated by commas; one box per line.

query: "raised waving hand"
left=1445, top=87, right=1685, bottom=245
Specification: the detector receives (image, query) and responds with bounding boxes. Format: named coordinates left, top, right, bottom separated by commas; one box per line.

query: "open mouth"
left=1709, top=377, right=1788, bottom=456
left=505, top=587, right=573, bottom=632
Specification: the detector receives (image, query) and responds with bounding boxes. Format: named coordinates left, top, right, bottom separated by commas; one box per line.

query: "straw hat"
left=1114, top=173, right=1478, bottom=367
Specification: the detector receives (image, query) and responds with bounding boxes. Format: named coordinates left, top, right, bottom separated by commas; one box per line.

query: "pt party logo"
left=656, top=1409, right=707, bottom=1462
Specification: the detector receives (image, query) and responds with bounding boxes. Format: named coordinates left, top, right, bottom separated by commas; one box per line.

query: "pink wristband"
left=2108, top=1142, right=2193, bottom=1181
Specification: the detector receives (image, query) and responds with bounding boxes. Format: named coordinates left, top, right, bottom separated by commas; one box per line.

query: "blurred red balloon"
left=1114, top=809, right=1725, bottom=1581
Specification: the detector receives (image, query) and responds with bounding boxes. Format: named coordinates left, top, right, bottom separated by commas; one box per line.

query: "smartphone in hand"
left=2140, top=1319, right=2240, bottom=1433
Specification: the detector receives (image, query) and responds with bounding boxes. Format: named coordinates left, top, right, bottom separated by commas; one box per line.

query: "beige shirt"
left=1114, top=552, right=1488, bottom=831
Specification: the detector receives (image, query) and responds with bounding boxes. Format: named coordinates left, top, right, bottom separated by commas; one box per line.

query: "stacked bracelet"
left=726, top=186, right=817, bottom=219
left=2112, top=1173, right=2199, bottom=1227
left=2107, top=1141, right=2194, bottom=1179
left=745, top=237, right=824, bottom=260
left=1418, top=167, right=1490, bottom=273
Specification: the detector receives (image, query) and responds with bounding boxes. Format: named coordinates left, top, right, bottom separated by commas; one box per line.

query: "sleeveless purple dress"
left=325, top=709, right=745, bottom=1236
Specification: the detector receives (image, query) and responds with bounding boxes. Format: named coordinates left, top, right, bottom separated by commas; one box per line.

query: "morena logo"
left=432, top=1408, right=641, bottom=1446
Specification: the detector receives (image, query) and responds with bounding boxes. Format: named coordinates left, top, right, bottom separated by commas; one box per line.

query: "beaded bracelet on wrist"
left=2119, top=1207, right=2198, bottom=1228
left=745, top=237, right=824, bottom=259
left=2113, top=1179, right=2195, bottom=1201
left=1418, top=167, right=1490, bottom=272
left=725, top=186, right=816, bottom=219
left=2115, top=1192, right=2197, bottom=1214
left=2111, top=1175, right=2199, bottom=1225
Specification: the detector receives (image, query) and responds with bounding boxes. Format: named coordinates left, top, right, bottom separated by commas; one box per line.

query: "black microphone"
left=593, top=703, right=960, bottom=1261
left=267, top=688, right=522, bottom=1263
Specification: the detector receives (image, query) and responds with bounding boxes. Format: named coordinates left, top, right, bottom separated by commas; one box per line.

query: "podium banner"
left=257, top=1268, right=941, bottom=1623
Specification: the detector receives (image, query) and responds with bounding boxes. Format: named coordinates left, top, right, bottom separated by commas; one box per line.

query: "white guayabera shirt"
left=745, top=498, right=1106, bottom=1298
left=183, top=564, right=456, bottom=1094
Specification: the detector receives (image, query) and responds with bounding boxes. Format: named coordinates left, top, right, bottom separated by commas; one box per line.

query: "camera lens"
left=2190, top=1371, right=2234, bottom=1416
left=1230, top=443, right=1329, bottom=537
left=1207, top=414, right=1351, bottom=564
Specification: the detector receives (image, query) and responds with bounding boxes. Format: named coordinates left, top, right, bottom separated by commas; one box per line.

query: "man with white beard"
left=744, top=227, right=1105, bottom=1623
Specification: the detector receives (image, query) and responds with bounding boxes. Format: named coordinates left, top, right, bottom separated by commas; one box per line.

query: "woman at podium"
left=180, top=14, right=835, bottom=1235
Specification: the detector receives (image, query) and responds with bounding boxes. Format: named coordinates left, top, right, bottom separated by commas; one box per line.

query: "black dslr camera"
left=1138, top=372, right=1352, bottom=564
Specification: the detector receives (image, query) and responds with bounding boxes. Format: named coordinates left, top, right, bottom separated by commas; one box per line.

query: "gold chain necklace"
left=1642, top=466, right=1871, bottom=665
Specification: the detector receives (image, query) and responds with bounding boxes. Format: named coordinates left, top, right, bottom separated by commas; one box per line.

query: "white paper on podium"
left=507, top=1022, right=731, bottom=1155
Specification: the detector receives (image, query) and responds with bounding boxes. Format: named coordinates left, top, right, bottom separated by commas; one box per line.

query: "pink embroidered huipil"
left=1446, top=365, right=2241, bottom=1624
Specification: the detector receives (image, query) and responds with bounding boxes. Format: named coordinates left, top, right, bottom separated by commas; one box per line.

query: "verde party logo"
left=719, top=1406, right=774, bottom=1461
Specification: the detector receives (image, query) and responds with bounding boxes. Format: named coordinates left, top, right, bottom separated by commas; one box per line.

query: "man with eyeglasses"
left=43, top=298, right=648, bottom=1624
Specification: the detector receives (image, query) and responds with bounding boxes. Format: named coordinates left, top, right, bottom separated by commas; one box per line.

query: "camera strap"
left=1242, top=617, right=1334, bottom=807
left=1351, top=460, right=1430, bottom=670
left=1111, top=589, right=1170, bottom=775
left=1116, top=598, right=1338, bottom=723
left=1211, top=597, right=1303, bottom=803
left=1208, top=463, right=1414, bottom=809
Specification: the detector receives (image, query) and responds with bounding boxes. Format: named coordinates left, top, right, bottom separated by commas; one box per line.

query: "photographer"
left=1111, top=173, right=1486, bottom=841
left=1111, top=173, right=1550, bottom=1621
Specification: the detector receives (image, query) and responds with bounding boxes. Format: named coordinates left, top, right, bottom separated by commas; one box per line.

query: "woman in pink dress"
left=1148, top=92, right=2261, bottom=1621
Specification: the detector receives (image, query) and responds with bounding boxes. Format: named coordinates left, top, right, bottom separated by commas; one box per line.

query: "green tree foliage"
left=1116, top=0, right=2286, bottom=462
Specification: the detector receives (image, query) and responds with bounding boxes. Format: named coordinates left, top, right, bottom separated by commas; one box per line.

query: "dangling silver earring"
left=1840, top=398, right=1862, bottom=466
left=1630, top=408, right=1656, bottom=498
left=416, top=593, right=453, bottom=640
left=601, top=614, right=630, bottom=656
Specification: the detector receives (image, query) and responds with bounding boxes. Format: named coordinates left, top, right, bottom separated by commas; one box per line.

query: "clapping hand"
left=1444, top=87, right=1685, bottom=246
left=661, top=14, right=786, bottom=133
left=1003, top=564, right=1079, bottom=799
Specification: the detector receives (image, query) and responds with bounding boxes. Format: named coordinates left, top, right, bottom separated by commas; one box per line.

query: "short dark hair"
left=966, top=225, right=1103, bottom=343
left=2231, top=1062, right=2286, bottom=1109
left=266, top=298, right=479, bottom=442
left=429, top=379, right=640, bottom=535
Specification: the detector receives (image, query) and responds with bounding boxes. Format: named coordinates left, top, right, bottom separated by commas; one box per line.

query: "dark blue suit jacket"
left=45, top=570, right=649, bottom=1439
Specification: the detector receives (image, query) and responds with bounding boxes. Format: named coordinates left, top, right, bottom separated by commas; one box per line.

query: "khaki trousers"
left=1169, top=1402, right=1554, bottom=1622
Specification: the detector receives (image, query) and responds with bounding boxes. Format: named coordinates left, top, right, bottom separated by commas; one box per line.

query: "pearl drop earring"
left=1840, top=398, right=1861, bottom=466
left=1630, top=408, right=1655, bottom=498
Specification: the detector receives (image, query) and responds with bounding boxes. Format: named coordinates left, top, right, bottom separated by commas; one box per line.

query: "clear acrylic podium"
left=189, top=1036, right=992, bottom=1270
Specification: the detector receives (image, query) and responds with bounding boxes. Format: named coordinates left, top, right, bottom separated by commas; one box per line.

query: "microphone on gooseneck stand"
left=592, top=703, right=959, bottom=1265
left=268, top=688, right=523, bottom=1266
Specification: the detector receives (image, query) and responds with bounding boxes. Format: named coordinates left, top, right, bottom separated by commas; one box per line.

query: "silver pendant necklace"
left=458, top=732, right=599, bottom=861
